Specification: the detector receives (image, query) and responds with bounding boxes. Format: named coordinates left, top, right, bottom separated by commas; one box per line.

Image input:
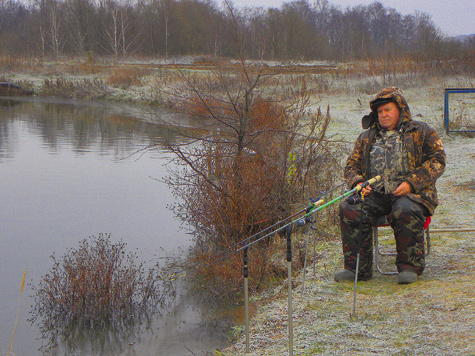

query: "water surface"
left=0, top=98, right=230, bottom=355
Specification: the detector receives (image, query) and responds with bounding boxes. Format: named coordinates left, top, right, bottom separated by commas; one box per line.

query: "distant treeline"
left=1, top=0, right=474, bottom=61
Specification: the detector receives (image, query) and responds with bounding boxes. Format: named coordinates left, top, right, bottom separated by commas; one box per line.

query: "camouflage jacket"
left=344, top=114, right=446, bottom=215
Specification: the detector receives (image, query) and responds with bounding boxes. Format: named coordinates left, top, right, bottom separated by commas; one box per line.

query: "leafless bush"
left=158, top=54, right=344, bottom=300
left=29, top=233, right=176, bottom=353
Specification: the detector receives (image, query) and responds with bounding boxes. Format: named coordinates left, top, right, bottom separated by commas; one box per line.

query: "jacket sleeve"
left=344, top=132, right=367, bottom=188
left=404, top=125, right=446, bottom=193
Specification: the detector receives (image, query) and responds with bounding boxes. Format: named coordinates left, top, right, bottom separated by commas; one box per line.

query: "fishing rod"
left=304, top=175, right=382, bottom=217
left=232, top=176, right=382, bottom=256
left=241, top=176, right=380, bottom=354
left=166, top=210, right=312, bottom=281
left=243, top=175, right=380, bottom=353
left=166, top=182, right=345, bottom=281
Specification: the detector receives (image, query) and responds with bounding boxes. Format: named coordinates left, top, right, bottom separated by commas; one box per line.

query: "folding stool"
left=373, top=215, right=431, bottom=275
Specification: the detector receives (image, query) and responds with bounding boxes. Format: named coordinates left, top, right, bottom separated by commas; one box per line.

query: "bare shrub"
left=159, top=56, right=342, bottom=300
left=29, top=233, right=175, bottom=353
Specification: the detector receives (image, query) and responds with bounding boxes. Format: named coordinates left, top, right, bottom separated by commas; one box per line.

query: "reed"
left=7, top=268, right=26, bottom=356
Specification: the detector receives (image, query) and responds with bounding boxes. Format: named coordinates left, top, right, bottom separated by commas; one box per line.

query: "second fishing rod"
left=235, top=175, right=382, bottom=254
left=166, top=181, right=344, bottom=281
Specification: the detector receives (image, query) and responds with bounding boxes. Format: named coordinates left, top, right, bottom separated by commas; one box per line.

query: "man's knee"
left=391, top=197, right=426, bottom=222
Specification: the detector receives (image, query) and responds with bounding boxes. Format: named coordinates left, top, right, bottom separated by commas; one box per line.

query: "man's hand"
left=393, top=181, right=411, bottom=196
left=357, top=182, right=372, bottom=196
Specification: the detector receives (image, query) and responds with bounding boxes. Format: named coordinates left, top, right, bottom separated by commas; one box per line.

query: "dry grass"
left=5, top=56, right=472, bottom=105
left=107, top=66, right=151, bottom=88
left=7, top=269, right=27, bottom=356
left=447, top=93, right=475, bottom=132
left=39, top=77, right=109, bottom=99
left=0, top=55, right=37, bottom=72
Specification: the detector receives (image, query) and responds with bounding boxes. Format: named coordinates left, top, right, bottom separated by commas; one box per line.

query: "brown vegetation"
left=2, top=54, right=474, bottom=103
left=155, top=56, right=346, bottom=302
left=29, top=233, right=175, bottom=353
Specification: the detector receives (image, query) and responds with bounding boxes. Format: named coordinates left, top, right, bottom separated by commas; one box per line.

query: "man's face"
left=377, top=102, right=400, bottom=131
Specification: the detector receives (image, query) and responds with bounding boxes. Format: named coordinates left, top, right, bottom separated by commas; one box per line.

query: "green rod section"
left=304, top=175, right=382, bottom=217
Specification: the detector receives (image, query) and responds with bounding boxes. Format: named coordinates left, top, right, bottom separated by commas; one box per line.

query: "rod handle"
left=355, top=175, right=382, bottom=192
left=305, top=198, right=325, bottom=214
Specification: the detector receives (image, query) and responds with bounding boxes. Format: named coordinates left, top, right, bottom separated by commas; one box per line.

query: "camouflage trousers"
left=339, top=192, right=428, bottom=279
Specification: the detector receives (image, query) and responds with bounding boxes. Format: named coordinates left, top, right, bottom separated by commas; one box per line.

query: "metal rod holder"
left=285, top=224, right=293, bottom=356
left=243, top=241, right=250, bottom=353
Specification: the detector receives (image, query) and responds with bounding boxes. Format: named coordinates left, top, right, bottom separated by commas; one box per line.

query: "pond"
left=0, top=97, right=232, bottom=355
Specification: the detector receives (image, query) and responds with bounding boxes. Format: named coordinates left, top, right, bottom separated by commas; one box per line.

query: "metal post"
left=444, top=89, right=450, bottom=134
left=351, top=192, right=366, bottom=319
left=313, top=227, right=317, bottom=276
left=352, top=252, right=360, bottom=317
left=285, top=225, right=293, bottom=356
left=243, top=240, right=249, bottom=353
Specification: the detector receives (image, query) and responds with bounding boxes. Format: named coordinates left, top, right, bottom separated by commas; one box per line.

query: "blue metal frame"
left=444, top=88, right=475, bottom=134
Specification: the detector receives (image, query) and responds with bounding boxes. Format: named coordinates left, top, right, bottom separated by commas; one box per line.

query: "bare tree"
left=39, top=0, right=65, bottom=57
left=65, top=0, right=95, bottom=54
left=101, top=0, right=121, bottom=57
left=118, top=1, right=143, bottom=58
left=161, top=0, right=171, bottom=59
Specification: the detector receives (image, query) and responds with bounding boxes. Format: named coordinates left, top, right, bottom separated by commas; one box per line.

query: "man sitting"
left=335, top=87, right=446, bottom=284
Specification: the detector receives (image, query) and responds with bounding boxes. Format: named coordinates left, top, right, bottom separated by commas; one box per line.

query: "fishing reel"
left=346, top=193, right=361, bottom=205
left=297, top=214, right=315, bottom=226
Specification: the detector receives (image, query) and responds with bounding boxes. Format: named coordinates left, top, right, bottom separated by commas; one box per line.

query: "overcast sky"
left=226, top=0, right=474, bottom=37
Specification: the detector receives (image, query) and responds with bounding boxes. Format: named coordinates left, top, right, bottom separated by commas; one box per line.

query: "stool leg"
left=374, top=226, right=398, bottom=275
left=374, top=227, right=381, bottom=273
left=424, top=227, right=430, bottom=256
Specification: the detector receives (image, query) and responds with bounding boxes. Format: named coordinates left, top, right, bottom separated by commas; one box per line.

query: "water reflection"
left=0, top=98, right=181, bottom=160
